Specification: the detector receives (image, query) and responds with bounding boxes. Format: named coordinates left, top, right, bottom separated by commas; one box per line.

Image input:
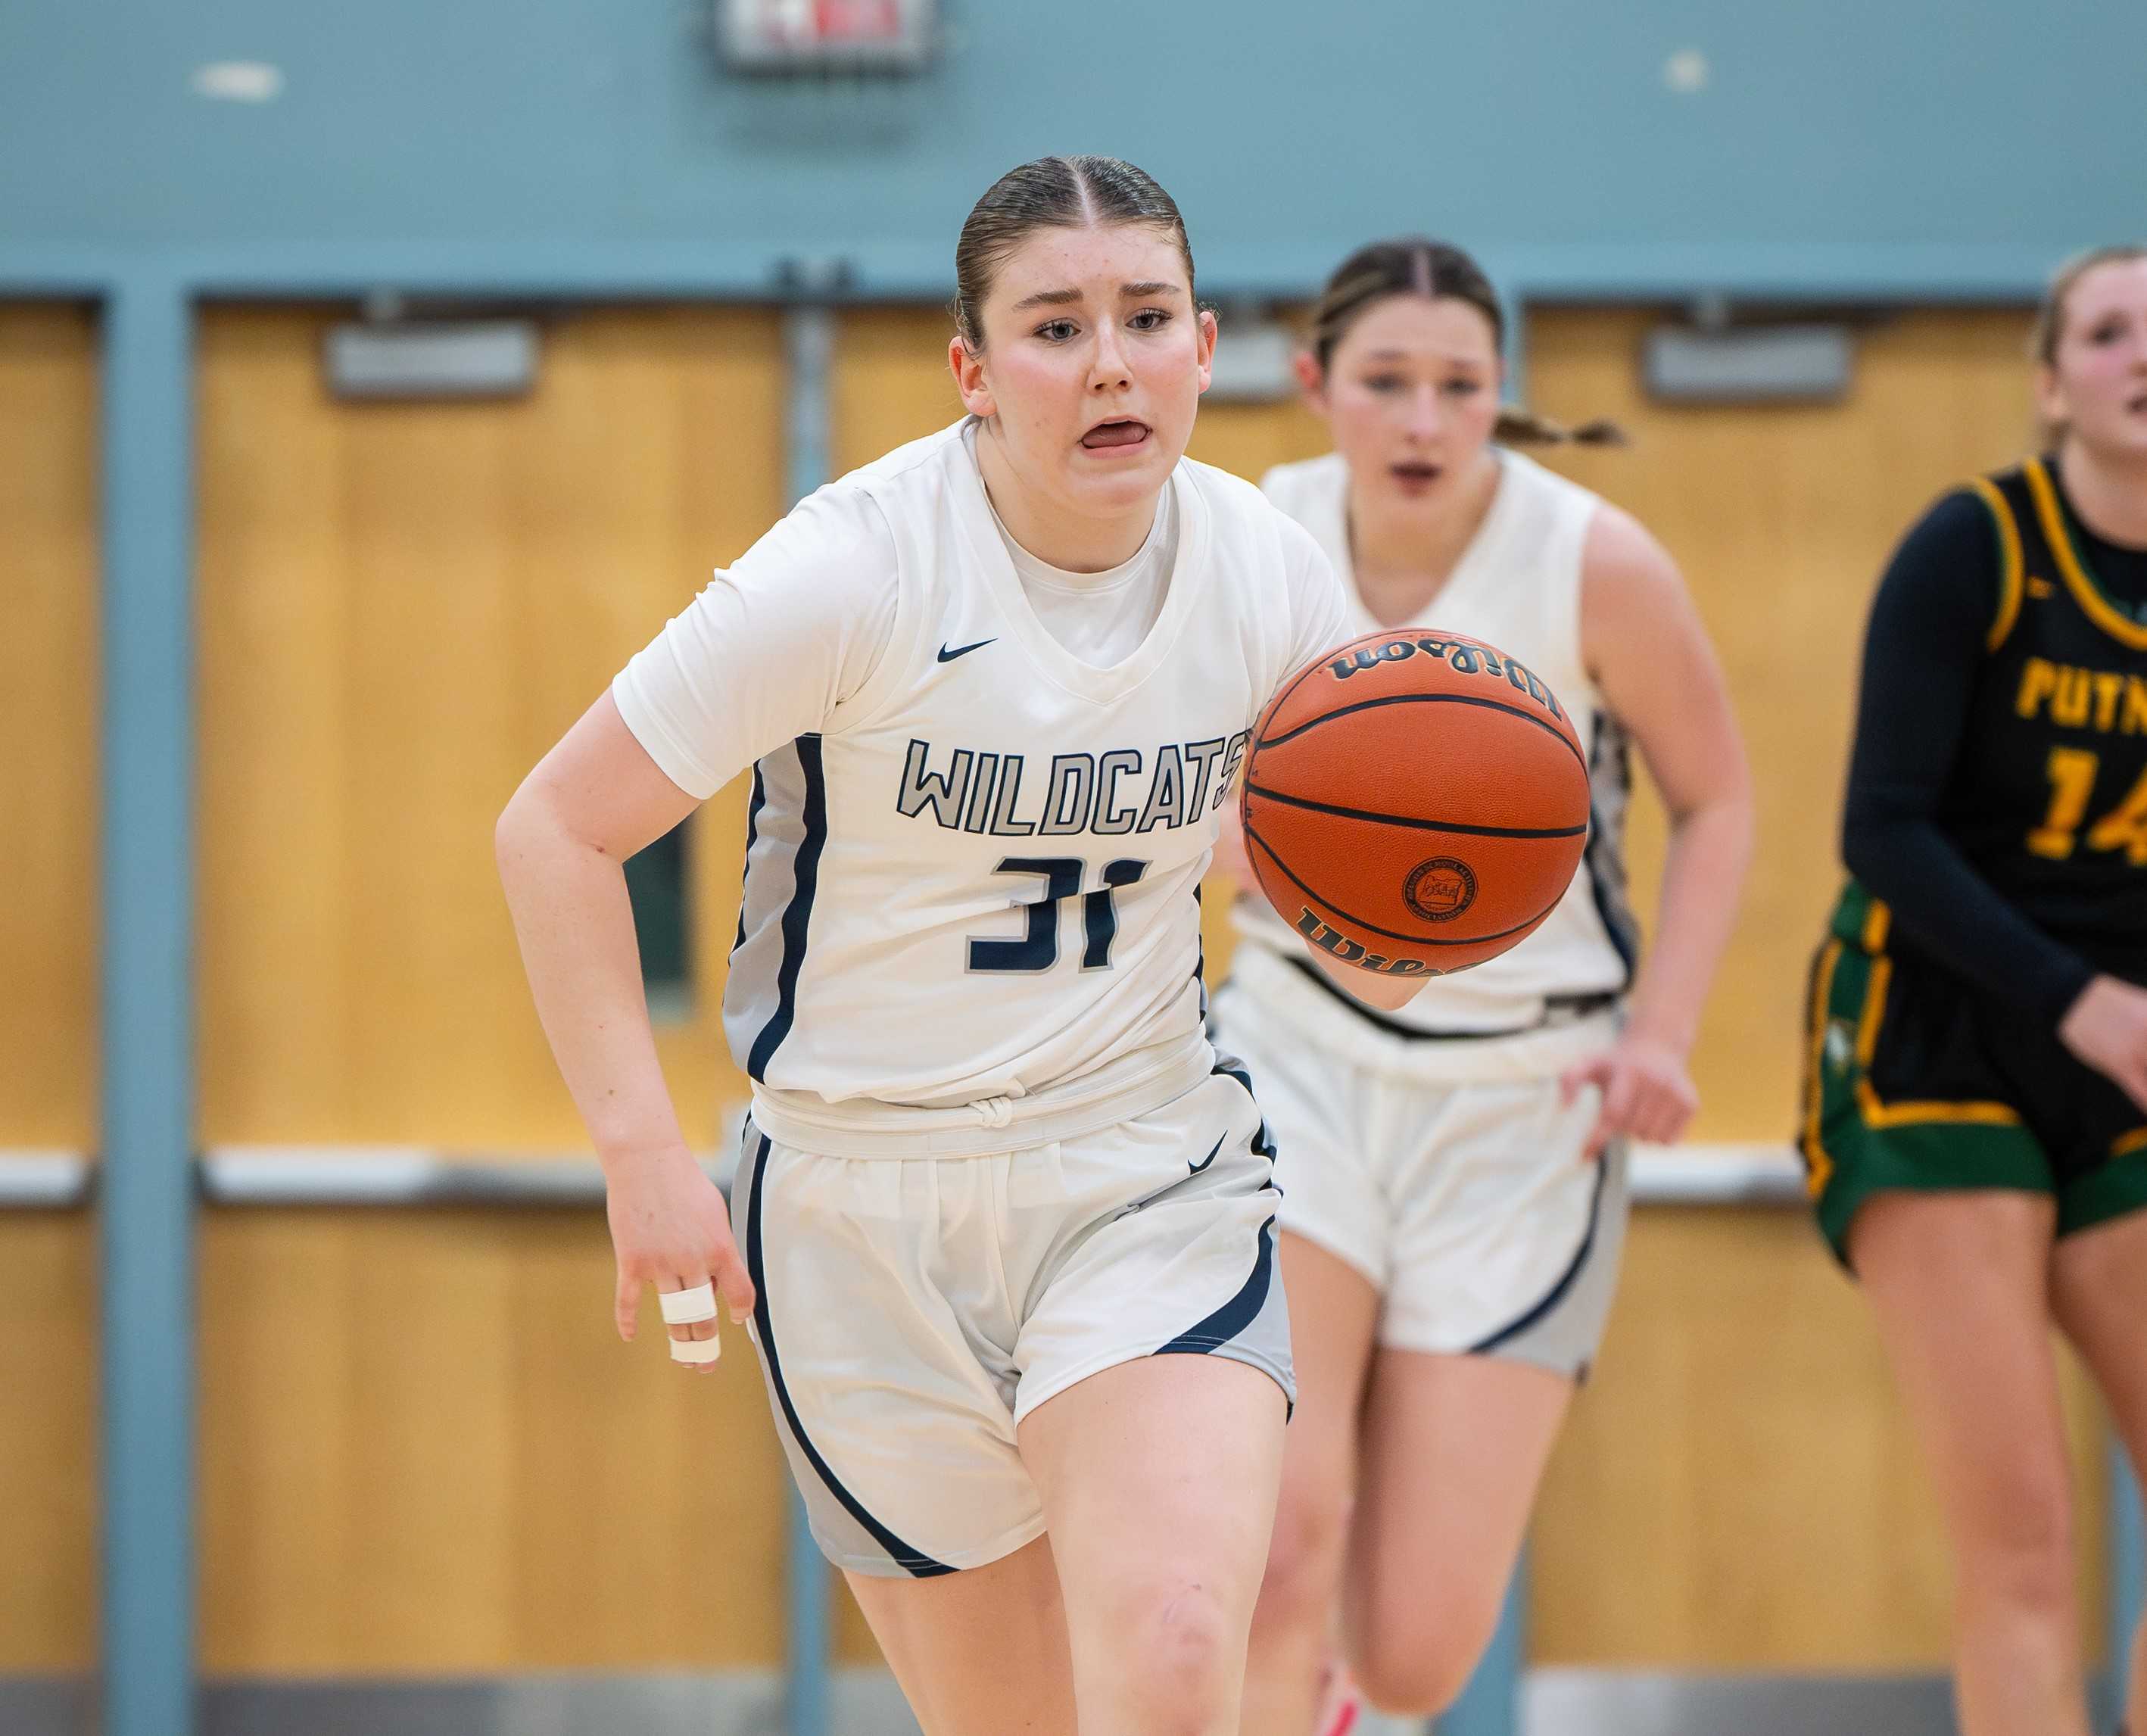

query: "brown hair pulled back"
left=1309, top=238, right=1624, bottom=447
left=2032, top=243, right=2147, bottom=367
left=952, top=156, right=1195, bottom=354
left=2030, top=242, right=2147, bottom=447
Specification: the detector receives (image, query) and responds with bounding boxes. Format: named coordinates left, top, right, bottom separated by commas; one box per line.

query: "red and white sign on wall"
left=717, top=0, right=937, bottom=73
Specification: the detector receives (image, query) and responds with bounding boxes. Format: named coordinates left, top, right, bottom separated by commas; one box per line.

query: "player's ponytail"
left=952, top=157, right=1196, bottom=355
left=1308, top=238, right=1627, bottom=447
left=1492, top=408, right=1628, bottom=448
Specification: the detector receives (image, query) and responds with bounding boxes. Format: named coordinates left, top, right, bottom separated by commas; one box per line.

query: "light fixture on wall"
left=716, top=0, right=938, bottom=75
left=191, top=61, right=284, bottom=102
left=323, top=296, right=541, bottom=400
left=1643, top=301, right=1855, bottom=404
left=1204, top=312, right=1300, bottom=404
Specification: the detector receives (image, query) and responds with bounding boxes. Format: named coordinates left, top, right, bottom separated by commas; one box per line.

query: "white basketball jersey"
left=637, top=424, right=1342, bottom=1145
left=1237, top=449, right=1638, bottom=1033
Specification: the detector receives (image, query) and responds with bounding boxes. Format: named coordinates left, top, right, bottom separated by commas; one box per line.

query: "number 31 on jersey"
left=970, top=856, right=1149, bottom=972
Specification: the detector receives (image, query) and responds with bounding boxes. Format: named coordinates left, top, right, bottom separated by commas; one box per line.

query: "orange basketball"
left=1239, top=629, right=1591, bottom=979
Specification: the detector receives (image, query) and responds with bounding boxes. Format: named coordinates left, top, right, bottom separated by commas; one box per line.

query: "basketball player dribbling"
left=1802, top=245, right=2147, bottom=1736
left=497, top=157, right=1377, bottom=1736
left=1210, top=240, right=1755, bottom=1735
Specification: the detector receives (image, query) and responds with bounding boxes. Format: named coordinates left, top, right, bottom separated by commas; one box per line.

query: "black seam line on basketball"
left=1466, top=1156, right=1609, bottom=1356
left=1244, top=782, right=1588, bottom=840
left=1242, top=818, right=1563, bottom=948
left=1257, top=690, right=1585, bottom=768
left=1156, top=1215, right=1277, bottom=1356
left=743, top=1133, right=956, bottom=1579
left=1257, top=644, right=1344, bottom=743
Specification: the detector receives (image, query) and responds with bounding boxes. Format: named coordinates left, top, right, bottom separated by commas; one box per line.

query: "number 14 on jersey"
left=2030, top=747, right=2147, bottom=864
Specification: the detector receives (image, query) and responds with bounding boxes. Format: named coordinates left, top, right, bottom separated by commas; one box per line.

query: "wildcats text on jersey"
left=897, top=733, right=1252, bottom=837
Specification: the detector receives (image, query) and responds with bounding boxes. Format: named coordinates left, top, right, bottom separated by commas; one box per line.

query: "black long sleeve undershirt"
left=1840, top=491, right=2098, bottom=1026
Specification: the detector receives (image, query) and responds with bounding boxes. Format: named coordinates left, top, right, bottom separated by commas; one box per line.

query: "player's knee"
left=1354, top=1634, right=1472, bottom=1720
left=1107, top=1577, right=1240, bottom=1725
left=1351, top=1589, right=1500, bottom=1717
left=1956, top=1476, right=2076, bottom=1616
left=1254, top=1483, right=1351, bottom=1630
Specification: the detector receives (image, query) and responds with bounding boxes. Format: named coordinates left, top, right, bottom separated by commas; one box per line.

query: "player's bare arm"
left=497, top=690, right=753, bottom=1367
left=1560, top=504, right=1754, bottom=1154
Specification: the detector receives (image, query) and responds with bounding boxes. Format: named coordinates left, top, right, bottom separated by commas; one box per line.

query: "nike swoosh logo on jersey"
left=936, top=638, right=996, bottom=662
left=1189, top=1132, right=1226, bottom=1175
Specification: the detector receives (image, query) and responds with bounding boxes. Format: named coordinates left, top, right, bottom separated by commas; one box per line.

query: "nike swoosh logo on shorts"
left=1189, top=1132, right=1226, bottom=1175
left=936, top=638, right=996, bottom=662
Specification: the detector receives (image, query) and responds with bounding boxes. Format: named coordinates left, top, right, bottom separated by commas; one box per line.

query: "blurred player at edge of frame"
left=1801, top=244, right=2147, bottom=1736
left=1210, top=238, right=1754, bottom=1735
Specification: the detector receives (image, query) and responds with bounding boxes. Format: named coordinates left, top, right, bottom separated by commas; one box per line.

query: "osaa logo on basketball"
left=1404, top=856, right=1478, bottom=923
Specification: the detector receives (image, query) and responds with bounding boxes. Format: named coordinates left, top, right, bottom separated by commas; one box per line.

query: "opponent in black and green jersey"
left=1803, top=455, right=2147, bottom=1258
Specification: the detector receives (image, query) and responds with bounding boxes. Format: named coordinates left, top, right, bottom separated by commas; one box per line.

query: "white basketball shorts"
left=730, top=1061, right=1292, bottom=1578
left=1210, top=946, right=1631, bottom=1379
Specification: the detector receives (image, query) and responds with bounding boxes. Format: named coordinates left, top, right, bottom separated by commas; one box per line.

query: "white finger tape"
left=659, top=1282, right=718, bottom=1325
left=668, top=1334, right=722, bottom=1365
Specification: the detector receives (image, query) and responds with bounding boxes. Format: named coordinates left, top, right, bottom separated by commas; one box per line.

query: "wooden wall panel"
left=0, top=304, right=98, bottom=1148
left=833, top=306, right=964, bottom=474
left=0, top=305, right=100, bottom=1672
left=1529, top=307, right=2039, bottom=1141
left=196, top=305, right=782, bottom=1150
left=1532, top=1207, right=2107, bottom=1668
left=195, top=307, right=801, bottom=1670
left=0, top=1215, right=98, bottom=1669
left=199, top=1210, right=789, bottom=1671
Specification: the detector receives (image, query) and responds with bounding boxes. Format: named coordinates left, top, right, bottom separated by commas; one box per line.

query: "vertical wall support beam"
left=1434, top=1551, right=1526, bottom=1736
left=2116, top=1440, right=2143, bottom=1720
left=1495, top=273, right=1528, bottom=412
left=779, top=282, right=839, bottom=1736
left=98, top=276, right=198, bottom=1736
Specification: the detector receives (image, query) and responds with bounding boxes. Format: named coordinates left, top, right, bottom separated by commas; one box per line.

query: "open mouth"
left=1390, top=460, right=1443, bottom=486
left=1080, top=418, right=1151, bottom=451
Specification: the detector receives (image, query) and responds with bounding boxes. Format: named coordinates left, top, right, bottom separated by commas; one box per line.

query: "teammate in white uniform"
left=497, top=157, right=1351, bottom=1736
left=1216, top=241, right=1755, bottom=1735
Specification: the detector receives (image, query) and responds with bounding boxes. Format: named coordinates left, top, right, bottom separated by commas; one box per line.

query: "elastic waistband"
left=748, top=1029, right=1216, bottom=1159
left=1217, top=946, right=1622, bottom=1083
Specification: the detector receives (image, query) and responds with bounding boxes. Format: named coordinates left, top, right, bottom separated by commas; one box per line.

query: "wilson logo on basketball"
left=1404, top=857, right=1477, bottom=922
left=1326, top=634, right=1564, bottom=722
